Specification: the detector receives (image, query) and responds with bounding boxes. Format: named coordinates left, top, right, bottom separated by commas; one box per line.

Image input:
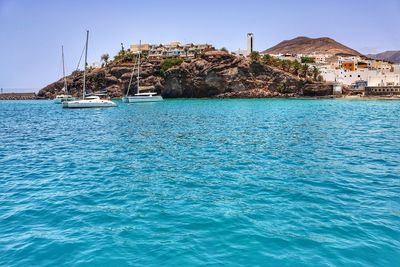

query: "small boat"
left=54, top=94, right=76, bottom=103
left=54, top=45, right=77, bottom=103
left=63, top=95, right=116, bottom=108
left=122, top=41, right=163, bottom=103
left=63, top=31, right=117, bottom=109
left=123, top=92, right=163, bottom=103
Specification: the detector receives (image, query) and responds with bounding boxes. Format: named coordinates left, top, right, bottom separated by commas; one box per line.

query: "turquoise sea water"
left=0, top=99, right=399, bottom=266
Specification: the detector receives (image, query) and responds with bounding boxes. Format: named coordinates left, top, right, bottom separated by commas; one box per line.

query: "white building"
left=234, top=33, right=254, bottom=57
left=393, top=64, right=400, bottom=74
left=269, top=53, right=298, bottom=62
left=337, top=55, right=362, bottom=65
left=320, top=67, right=400, bottom=87
left=320, top=68, right=374, bottom=85
left=319, top=66, right=336, bottom=82
left=368, top=73, right=400, bottom=87
left=337, top=69, right=372, bottom=85
left=312, top=54, right=331, bottom=64
left=234, top=49, right=249, bottom=56
left=296, top=53, right=331, bottom=64
left=376, top=61, right=393, bottom=72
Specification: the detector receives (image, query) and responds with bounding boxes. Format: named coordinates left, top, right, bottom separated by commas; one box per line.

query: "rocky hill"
left=367, top=50, right=400, bottom=63
left=263, top=36, right=361, bottom=56
left=39, top=51, right=332, bottom=99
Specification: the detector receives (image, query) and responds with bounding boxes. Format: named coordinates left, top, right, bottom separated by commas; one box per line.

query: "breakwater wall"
left=365, top=86, right=400, bottom=96
left=0, top=93, right=39, bottom=100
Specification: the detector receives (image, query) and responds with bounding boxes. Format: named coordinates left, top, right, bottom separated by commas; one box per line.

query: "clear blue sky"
left=1, top=0, right=399, bottom=89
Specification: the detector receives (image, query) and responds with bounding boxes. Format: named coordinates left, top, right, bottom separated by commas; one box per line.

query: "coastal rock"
left=105, top=76, right=120, bottom=85
left=106, top=85, right=122, bottom=97
left=204, top=50, right=231, bottom=58
left=39, top=53, right=333, bottom=99
left=110, top=66, right=133, bottom=78
left=302, top=83, right=333, bottom=96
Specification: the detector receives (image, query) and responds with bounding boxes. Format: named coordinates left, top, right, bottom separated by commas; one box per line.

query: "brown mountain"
left=367, top=51, right=400, bottom=63
left=263, top=36, right=361, bottom=56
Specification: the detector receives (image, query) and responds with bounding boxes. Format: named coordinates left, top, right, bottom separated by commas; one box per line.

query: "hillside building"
left=371, top=60, right=393, bottom=72
left=234, top=33, right=255, bottom=57
left=129, top=42, right=214, bottom=60
left=393, top=64, right=400, bottom=73
left=341, top=62, right=356, bottom=71
left=312, top=54, right=331, bottom=64
left=234, top=49, right=249, bottom=56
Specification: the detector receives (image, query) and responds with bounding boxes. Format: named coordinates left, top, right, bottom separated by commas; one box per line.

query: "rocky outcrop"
left=39, top=53, right=333, bottom=99
left=215, top=89, right=296, bottom=98
left=302, top=83, right=333, bottom=96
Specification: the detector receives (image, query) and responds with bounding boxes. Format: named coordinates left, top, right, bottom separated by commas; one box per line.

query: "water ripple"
left=0, top=99, right=399, bottom=266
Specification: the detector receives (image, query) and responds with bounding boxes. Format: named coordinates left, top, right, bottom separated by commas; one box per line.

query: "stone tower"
left=247, top=33, right=254, bottom=54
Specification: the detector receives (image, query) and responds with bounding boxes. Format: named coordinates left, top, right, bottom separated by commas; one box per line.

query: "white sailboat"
left=122, top=41, right=163, bottom=103
left=63, top=31, right=117, bottom=109
left=54, top=45, right=76, bottom=103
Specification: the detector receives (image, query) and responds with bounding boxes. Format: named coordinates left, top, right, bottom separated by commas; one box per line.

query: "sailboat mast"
left=83, top=30, right=89, bottom=99
left=137, top=40, right=141, bottom=94
left=62, top=45, right=68, bottom=94
left=126, top=57, right=138, bottom=97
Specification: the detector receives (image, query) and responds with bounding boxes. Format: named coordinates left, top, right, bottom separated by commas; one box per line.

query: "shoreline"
left=2, top=95, right=400, bottom=101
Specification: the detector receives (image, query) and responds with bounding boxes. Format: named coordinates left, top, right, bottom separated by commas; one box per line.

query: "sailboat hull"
left=122, top=95, right=163, bottom=103
left=63, top=99, right=117, bottom=108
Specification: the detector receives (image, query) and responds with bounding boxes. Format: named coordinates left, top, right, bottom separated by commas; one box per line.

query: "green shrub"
left=262, top=54, right=274, bottom=65
left=250, top=51, right=260, bottom=62
left=301, top=56, right=315, bottom=64
left=312, top=66, right=320, bottom=81
left=113, top=50, right=136, bottom=63
left=101, top=53, right=109, bottom=66
left=160, top=57, right=183, bottom=73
